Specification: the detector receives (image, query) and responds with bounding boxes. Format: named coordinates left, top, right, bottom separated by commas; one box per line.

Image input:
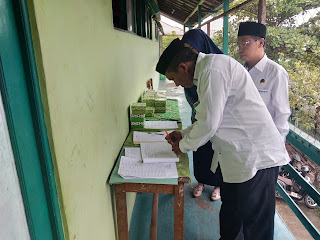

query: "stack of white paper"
left=118, top=156, right=178, bottom=179
left=140, top=142, right=179, bottom=163
left=144, top=121, right=178, bottom=129
left=133, top=131, right=173, bottom=143
left=124, top=147, right=142, bottom=161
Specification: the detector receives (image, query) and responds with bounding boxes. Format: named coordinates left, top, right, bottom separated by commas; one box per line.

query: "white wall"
left=0, top=92, right=30, bottom=240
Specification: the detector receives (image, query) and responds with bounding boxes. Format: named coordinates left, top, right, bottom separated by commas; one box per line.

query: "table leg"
left=114, top=184, right=129, bottom=240
left=174, top=182, right=184, bottom=240
left=150, top=193, right=159, bottom=240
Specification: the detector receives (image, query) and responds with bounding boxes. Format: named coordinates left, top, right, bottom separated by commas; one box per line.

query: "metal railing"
left=278, top=128, right=320, bottom=239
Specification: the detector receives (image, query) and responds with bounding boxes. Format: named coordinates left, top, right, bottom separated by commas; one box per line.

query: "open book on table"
left=133, top=130, right=173, bottom=144
left=118, top=156, right=178, bottom=179
left=140, top=142, right=179, bottom=163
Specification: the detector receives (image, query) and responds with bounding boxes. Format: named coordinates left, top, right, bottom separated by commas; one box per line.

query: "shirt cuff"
left=179, top=139, right=192, bottom=153
left=180, top=126, right=192, bottom=138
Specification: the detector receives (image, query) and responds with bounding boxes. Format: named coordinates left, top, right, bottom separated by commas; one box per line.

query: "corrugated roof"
left=157, top=0, right=231, bottom=27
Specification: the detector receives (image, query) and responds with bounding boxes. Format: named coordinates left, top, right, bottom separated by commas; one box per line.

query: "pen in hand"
left=164, top=130, right=169, bottom=136
left=165, top=130, right=173, bottom=145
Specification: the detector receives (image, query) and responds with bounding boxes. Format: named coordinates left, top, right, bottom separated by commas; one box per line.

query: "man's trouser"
left=219, top=166, right=279, bottom=240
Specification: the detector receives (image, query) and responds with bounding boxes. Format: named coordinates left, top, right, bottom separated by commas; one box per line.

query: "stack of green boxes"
left=142, top=91, right=167, bottom=116
left=142, top=91, right=155, bottom=117
left=130, top=103, right=146, bottom=129
left=146, top=106, right=155, bottom=117
left=142, top=92, right=155, bottom=106
left=154, top=91, right=166, bottom=113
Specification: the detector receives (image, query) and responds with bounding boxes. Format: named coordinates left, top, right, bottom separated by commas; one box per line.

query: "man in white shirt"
left=237, top=22, right=291, bottom=142
left=156, top=38, right=290, bottom=240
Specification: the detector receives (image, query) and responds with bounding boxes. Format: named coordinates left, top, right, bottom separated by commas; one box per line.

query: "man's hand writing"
left=172, top=141, right=183, bottom=155
left=165, top=131, right=182, bottom=145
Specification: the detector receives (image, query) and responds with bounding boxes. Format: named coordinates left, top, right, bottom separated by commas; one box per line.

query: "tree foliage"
left=212, top=0, right=320, bottom=133
left=160, top=0, right=320, bottom=134
left=162, top=34, right=181, bottom=49
left=285, top=61, right=320, bottom=131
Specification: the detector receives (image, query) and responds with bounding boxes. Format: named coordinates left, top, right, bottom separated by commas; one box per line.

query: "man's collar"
left=253, top=54, right=267, bottom=72
left=193, top=52, right=205, bottom=86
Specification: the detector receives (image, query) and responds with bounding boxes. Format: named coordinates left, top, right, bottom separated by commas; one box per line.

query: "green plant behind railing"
left=286, top=61, right=320, bottom=140
left=211, top=1, right=320, bottom=139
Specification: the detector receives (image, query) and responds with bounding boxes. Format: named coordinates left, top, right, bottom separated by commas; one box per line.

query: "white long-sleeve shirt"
left=179, top=53, right=290, bottom=183
left=247, top=54, right=291, bottom=141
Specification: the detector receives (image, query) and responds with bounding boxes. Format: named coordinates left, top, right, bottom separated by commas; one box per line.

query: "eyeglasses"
left=237, top=39, right=258, bottom=48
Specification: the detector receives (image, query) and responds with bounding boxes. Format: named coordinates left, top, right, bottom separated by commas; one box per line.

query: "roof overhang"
left=157, top=0, right=235, bottom=27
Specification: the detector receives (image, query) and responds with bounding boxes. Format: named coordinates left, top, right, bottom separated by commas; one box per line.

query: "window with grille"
left=112, top=0, right=156, bottom=40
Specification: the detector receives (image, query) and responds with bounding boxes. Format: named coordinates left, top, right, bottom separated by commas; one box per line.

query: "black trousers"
left=219, top=166, right=279, bottom=240
left=193, top=141, right=220, bottom=186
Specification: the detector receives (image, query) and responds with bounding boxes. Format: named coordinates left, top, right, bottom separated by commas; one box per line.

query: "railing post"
left=223, top=0, right=229, bottom=54
left=198, top=5, right=202, bottom=28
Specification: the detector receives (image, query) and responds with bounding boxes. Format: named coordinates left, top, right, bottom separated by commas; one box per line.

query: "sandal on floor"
left=210, top=188, right=221, bottom=201
left=192, top=184, right=205, bottom=198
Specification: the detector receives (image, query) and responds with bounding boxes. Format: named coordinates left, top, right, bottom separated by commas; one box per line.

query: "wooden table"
left=109, top=99, right=190, bottom=239
left=109, top=138, right=190, bottom=240
left=112, top=177, right=190, bottom=240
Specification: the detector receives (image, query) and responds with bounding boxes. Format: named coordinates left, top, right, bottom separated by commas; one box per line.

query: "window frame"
left=112, top=0, right=158, bottom=40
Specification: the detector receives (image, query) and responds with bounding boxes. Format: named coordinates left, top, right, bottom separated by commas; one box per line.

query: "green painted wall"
left=27, top=0, right=160, bottom=239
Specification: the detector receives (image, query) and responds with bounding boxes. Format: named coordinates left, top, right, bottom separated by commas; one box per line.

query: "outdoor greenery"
left=162, top=34, right=181, bottom=49
left=161, top=1, right=319, bottom=135
left=162, top=0, right=320, bottom=135
left=211, top=0, right=320, bottom=135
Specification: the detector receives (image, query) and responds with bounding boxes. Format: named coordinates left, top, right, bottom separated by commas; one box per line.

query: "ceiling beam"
left=183, top=0, right=206, bottom=25
left=199, top=0, right=257, bottom=28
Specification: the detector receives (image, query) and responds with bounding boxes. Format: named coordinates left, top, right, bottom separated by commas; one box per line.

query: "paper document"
left=140, top=142, right=179, bottom=163
left=118, top=156, right=178, bottom=179
left=144, top=121, right=178, bottom=129
left=125, top=147, right=142, bottom=161
left=133, top=131, right=173, bottom=143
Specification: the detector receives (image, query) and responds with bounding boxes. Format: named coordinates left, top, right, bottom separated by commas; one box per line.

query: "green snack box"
left=131, top=125, right=144, bottom=129
left=145, top=106, right=155, bottom=117
left=131, top=121, right=145, bottom=129
left=154, top=98, right=166, bottom=107
left=155, top=106, right=166, bottom=113
left=130, top=117, right=145, bottom=122
left=131, top=102, right=146, bottom=110
left=130, top=113, right=145, bottom=118
left=131, top=103, right=146, bottom=114
left=142, top=98, right=155, bottom=107
left=143, top=91, right=155, bottom=97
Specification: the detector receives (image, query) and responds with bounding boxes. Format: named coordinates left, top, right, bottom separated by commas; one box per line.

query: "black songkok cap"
left=238, top=22, right=266, bottom=39
left=156, top=38, right=185, bottom=75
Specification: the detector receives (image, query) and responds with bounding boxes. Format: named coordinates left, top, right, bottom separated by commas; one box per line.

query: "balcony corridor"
left=129, top=78, right=295, bottom=240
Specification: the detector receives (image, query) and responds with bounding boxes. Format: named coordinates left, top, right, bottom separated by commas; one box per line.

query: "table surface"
left=108, top=99, right=190, bottom=185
